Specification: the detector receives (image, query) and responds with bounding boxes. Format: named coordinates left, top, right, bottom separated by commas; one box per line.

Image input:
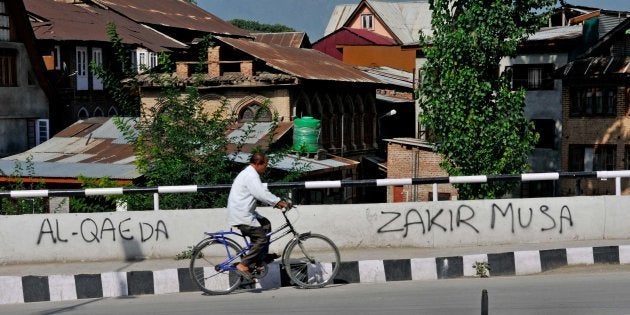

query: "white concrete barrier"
left=0, top=196, right=628, bottom=264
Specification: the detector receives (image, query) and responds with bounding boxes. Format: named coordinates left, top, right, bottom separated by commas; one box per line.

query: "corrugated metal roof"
left=25, top=0, right=187, bottom=52
left=558, top=56, right=630, bottom=78
left=0, top=160, right=139, bottom=180
left=92, top=0, right=251, bottom=38
left=324, top=0, right=432, bottom=45
left=217, top=37, right=379, bottom=83
left=356, top=66, right=413, bottom=88
left=225, top=121, right=293, bottom=153
left=252, top=32, right=309, bottom=48
left=527, top=25, right=583, bottom=41
left=228, top=152, right=359, bottom=174
left=1, top=117, right=140, bottom=181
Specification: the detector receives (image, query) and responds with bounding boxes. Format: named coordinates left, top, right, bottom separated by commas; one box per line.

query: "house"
left=24, top=0, right=192, bottom=135
left=0, top=0, right=50, bottom=158
left=557, top=17, right=630, bottom=196
left=23, top=0, right=255, bottom=136
left=316, top=0, right=431, bottom=73
left=499, top=3, right=630, bottom=197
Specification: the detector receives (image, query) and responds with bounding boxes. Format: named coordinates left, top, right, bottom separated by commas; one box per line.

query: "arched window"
left=108, top=106, right=118, bottom=117
left=93, top=107, right=104, bottom=117
left=77, top=107, right=89, bottom=120
left=239, top=104, right=272, bottom=122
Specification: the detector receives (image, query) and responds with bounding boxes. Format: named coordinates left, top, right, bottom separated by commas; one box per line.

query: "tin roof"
left=92, top=0, right=250, bottom=38
left=229, top=152, right=359, bottom=176
left=558, top=56, right=630, bottom=78
left=252, top=32, right=311, bottom=48
left=25, top=0, right=187, bottom=51
left=0, top=117, right=140, bottom=182
left=526, top=25, right=583, bottom=42
left=324, top=0, right=433, bottom=45
left=356, top=66, right=413, bottom=88
left=217, top=37, right=379, bottom=83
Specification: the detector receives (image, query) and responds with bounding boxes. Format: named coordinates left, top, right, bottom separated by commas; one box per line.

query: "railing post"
left=432, top=183, right=438, bottom=201
left=153, top=193, right=160, bottom=211
left=616, top=177, right=621, bottom=196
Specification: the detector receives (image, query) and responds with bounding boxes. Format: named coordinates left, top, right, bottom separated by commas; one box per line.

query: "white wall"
left=0, top=196, right=628, bottom=264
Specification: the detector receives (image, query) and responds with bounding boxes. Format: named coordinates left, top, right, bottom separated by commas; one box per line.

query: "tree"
left=419, top=0, right=555, bottom=199
left=229, top=19, right=296, bottom=33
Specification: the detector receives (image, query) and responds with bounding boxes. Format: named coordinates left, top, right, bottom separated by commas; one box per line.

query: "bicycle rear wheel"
left=283, top=233, right=340, bottom=288
left=189, top=238, right=243, bottom=294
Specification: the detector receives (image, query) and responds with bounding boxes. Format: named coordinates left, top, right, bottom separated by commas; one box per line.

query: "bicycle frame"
left=203, top=208, right=302, bottom=272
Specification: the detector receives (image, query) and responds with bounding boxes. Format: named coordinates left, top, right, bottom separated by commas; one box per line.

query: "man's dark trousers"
left=237, top=217, right=271, bottom=267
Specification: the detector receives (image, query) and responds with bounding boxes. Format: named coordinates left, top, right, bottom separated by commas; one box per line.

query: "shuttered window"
left=0, top=48, right=17, bottom=86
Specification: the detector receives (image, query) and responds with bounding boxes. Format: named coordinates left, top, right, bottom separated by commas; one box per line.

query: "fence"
left=1, top=170, right=629, bottom=211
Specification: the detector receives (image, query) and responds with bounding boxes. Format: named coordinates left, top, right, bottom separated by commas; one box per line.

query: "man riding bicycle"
left=227, top=152, right=289, bottom=280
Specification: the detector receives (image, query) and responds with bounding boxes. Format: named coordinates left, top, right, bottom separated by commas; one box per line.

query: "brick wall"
left=386, top=141, right=458, bottom=202
left=560, top=85, right=630, bottom=195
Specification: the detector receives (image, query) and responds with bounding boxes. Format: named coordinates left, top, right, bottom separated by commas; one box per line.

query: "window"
left=149, top=52, right=158, bottom=69
left=568, top=144, right=616, bottom=171
left=239, top=104, right=272, bottom=122
left=132, top=48, right=159, bottom=73
left=508, top=64, right=554, bottom=90
left=594, top=145, right=616, bottom=171
left=76, top=46, right=88, bottom=90
left=0, top=1, right=9, bottom=41
left=532, top=119, right=555, bottom=149
left=77, top=107, right=89, bottom=119
left=570, top=87, right=617, bottom=116
left=27, top=119, right=49, bottom=148
left=361, top=14, right=373, bottom=30
left=92, top=48, right=103, bottom=90
left=0, top=48, right=16, bottom=86
left=625, top=145, right=630, bottom=170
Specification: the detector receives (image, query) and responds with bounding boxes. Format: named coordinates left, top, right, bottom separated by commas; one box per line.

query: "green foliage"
left=229, top=19, right=296, bottom=33
left=473, top=261, right=491, bottom=278
left=69, top=176, right=125, bottom=212
left=419, top=0, right=554, bottom=199
left=175, top=246, right=197, bottom=260
left=0, top=156, right=48, bottom=215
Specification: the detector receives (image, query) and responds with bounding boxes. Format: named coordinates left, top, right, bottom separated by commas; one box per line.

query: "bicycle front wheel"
left=283, top=233, right=340, bottom=288
left=189, top=238, right=243, bottom=295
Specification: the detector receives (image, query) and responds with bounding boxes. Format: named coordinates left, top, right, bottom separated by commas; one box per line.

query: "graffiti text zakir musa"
left=37, top=217, right=169, bottom=245
left=377, top=202, right=573, bottom=237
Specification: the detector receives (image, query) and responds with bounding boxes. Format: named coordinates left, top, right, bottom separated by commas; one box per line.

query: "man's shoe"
left=263, top=253, right=280, bottom=264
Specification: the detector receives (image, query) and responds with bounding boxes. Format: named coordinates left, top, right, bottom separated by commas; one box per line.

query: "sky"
left=198, top=0, right=630, bottom=41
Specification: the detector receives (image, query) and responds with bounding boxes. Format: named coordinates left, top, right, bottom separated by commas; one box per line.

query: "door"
left=76, top=46, right=88, bottom=90
left=92, top=47, right=103, bottom=90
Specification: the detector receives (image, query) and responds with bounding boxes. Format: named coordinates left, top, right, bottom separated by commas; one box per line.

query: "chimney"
left=208, top=46, right=220, bottom=77
left=240, top=60, right=253, bottom=77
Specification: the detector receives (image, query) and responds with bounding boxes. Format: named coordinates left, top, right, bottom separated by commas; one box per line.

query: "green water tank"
left=292, top=116, right=321, bottom=153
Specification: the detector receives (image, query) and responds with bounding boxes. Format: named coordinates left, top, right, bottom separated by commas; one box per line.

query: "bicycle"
left=189, top=204, right=341, bottom=295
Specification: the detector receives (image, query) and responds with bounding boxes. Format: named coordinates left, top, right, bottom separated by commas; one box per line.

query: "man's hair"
left=249, top=152, right=267, bottom=165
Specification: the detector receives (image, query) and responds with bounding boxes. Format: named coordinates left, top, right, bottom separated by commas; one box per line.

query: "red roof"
left=313, top=27, right=397, bottom=60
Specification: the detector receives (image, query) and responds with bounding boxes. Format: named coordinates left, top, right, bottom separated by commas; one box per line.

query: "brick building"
left=385, top=138, right=457, bottom=202
left=558, top=18, right=630, bottom=196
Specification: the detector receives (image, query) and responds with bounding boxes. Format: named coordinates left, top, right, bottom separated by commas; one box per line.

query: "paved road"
left=3, top=265, right=630, bottom=315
